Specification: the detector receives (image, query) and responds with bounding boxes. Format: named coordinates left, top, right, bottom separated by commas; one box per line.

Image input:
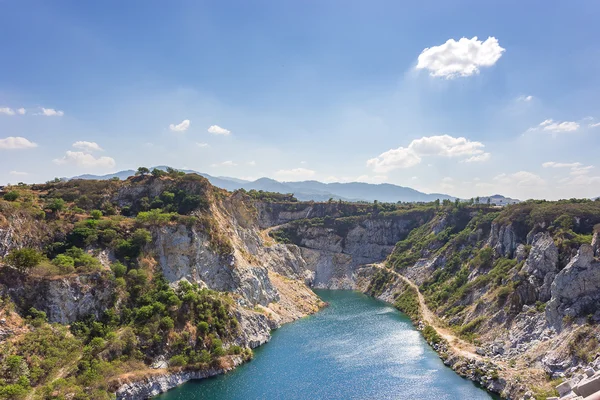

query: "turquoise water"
left=156, top=290, right=496, bottom=400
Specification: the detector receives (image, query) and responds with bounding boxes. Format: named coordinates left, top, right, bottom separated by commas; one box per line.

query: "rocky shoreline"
left=115, top=356, right=244, bottom=400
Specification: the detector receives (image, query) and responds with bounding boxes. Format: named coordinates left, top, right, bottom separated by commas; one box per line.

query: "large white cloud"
left=53, top=151, right=115, bottom=168
left=367, top=134, right=487, bottom=173
left=40, top=107, right=64, bottom=117
left=274, top=168, right=316, bottom=181
left=207, top=125, right=231, bottom=135
left=416, top=36, right=505, bottom=78
left=0, top=136, right=38, bottom=149
left=73, top=141, right=103, bottom=152
left=169, top=119, right=190, bottom=132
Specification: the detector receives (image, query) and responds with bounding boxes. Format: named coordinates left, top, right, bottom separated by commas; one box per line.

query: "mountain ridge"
left=72, top=167, right=519, bottom=204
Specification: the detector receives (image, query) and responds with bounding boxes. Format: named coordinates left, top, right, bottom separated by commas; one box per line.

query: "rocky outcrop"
left=487, top=223, right=518, bottom=258
left=152, top=224, right=279, bottom=307
left=115, top=357, right=243, bottom=400
left=521, top=232, right=559, bottom=302
left=547, top=245, right=600, bottom=327
left=284, top=217, right=419, bottom=288
left=0, top=270, right=115, bottom=324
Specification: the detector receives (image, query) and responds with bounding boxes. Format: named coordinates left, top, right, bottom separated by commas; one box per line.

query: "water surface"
left=156, top=290, right=496, bottom=400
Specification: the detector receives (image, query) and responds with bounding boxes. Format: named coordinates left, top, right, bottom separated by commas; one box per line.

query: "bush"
left=111, top=262, right=127, bottom=278
left=5, top=248, right=43, bottom=273
left=3, top=191, right=19, bottom=201
left=169, top=355, right=187, bottom=367
left=52, top=254, right=75, bottom=274
left=90, top=210, right=103, bottom=220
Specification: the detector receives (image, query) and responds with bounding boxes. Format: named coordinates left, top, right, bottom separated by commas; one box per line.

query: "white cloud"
left=367, top=134, right=487, bottom=172
left=528, top=119, right=579, bottom=134
left=17, top=108, right=25, bottom=115
left=463, top=152, right=491, bottom=163
left=559, top=175, right=600, bottom=186
left=247, top=161, right=256, bottom=166
left=0, top=107, right=15, bottom=115
left=571, top=165, right=594, bottom=175
left=367, top=147, right=421, bottom=173
left=210, top=160, right=237, bottom=167
left=196, top=142, right=209, bottom=148
left=590, top=122, right=600, bottom=128
left=442, top=177, right=454, bottom=183
left=416, top=36, right=505, bottom=79
left=517, top=95, right=533, bottom=102
left=9, top=171, right=28, bottom=176
left=494, top=171, right=546, bottom=187
left=274, top=168, right=316, bottom=181
left=0, top=136, right=38, bottom=149
left=72, top=141, right=103, bottom=152
left=40, top=107, right=64, bottom=117
left=53, top=151, right=115, bottom=168
left=207, top=125, right=231, bottom=135
left=169, top=119, right=190, bottom=132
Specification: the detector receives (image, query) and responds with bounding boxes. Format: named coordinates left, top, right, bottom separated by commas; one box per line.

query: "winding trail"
left=370, top=263, right=484, bottom=361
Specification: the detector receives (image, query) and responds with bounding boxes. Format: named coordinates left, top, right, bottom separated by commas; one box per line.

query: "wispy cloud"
left=39, top=107, right=64, bottom=117
left=0, top=107, right=15, bottom=115
left=210, top=160, right=237, bottom=167
left=53, top=151, right=115, bottom=168
left=73, top=141, right=103, bottom=152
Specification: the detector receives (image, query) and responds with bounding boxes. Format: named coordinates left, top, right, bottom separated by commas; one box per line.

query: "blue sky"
left=1, top=0, right=600, bottom=200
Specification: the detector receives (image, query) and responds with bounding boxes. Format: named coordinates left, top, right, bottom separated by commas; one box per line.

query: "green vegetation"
left=393, top=286, right=420, bottom=321
left=2, top=191, right=19, bottom=202
left=5, top=248, right=43, bottom=273
left=0, top=272, right=250, bottom=399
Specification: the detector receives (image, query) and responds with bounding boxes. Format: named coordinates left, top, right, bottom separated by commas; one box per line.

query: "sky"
left=1, top=0, right=600, bottom=200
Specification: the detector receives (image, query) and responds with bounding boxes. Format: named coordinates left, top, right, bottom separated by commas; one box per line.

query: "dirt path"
left=371, top=263, right=484, bottom=361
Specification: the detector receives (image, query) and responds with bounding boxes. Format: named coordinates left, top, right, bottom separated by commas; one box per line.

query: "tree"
left=475, top=196, right=480, bottom=204
left=45, top=198, right=65, bottom=213
left=136, top=167, right=150, bottom=176
left=5, top=248, right=43, bottom=273
left=487, top=198, right=491, bottom=206
left=151, top=168, right=167, bottom=178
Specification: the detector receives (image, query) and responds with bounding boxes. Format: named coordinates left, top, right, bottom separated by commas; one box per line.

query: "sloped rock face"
left=0, top=271, right=115, bottom=324
left=487, top=223, right=518, bottom=258
left=547, top=245, right=600, bottom=327
left=521, top=232, right=559, bottom=302
left=152, top=224, right=279, bottom=307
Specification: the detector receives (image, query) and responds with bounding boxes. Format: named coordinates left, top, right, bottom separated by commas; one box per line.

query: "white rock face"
left=546, top=245, right=600, bottom=327
left=487, top=223, right=518, bottom=258
left=152, top=224, right=279, bottom=307
left=521, top=232, right=559, bottom=302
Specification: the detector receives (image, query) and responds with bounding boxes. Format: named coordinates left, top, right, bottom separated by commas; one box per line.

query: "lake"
left=156, top=290, right=497, bottom=399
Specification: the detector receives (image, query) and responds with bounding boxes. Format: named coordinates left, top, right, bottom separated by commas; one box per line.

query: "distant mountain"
left=72, top=167, right=474, bottom=203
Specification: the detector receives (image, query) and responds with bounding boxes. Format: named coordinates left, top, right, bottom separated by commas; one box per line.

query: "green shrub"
left=3, top=191, right=19, bottom=201
left=90, top=210, right=103, bottom=220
